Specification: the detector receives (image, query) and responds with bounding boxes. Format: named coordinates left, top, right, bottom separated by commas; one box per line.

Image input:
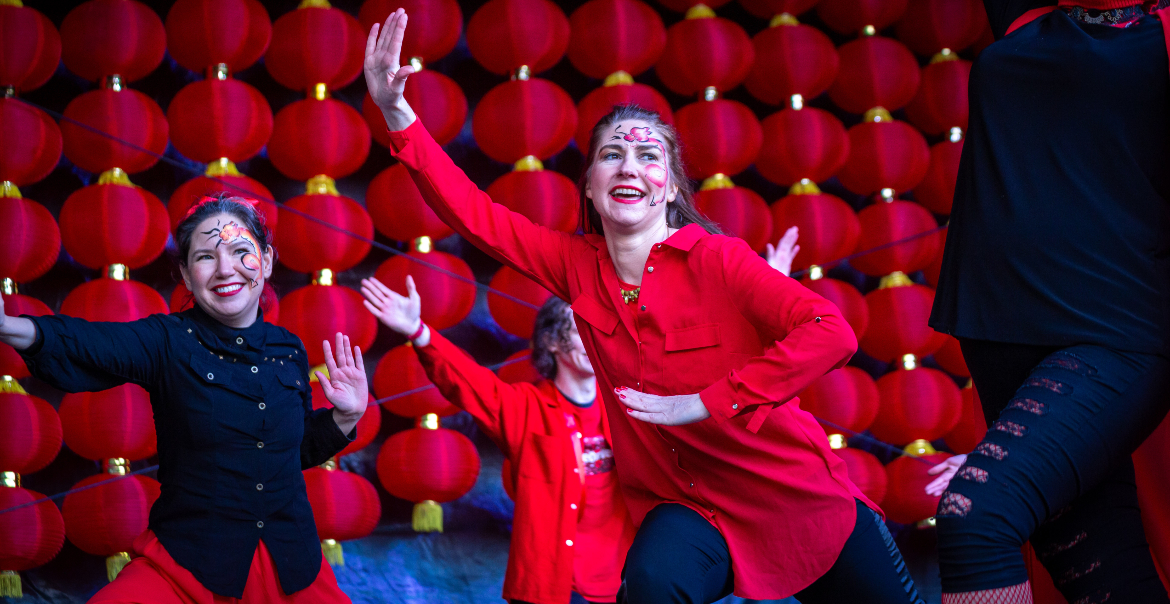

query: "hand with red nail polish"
left=616, top=387, right=710, bottom=426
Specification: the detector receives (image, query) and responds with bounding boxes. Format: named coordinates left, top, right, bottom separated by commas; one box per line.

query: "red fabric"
left=1056, top=0, right=1137, bottom=10
left=657, top=0, right=733, bottom=11
left=934, top=335, right=970, bottom=377
left=567, top=0, right=666, bottom=79
left=167, top=78, right=272, bottom=164
left=359, top=0, right=463, bottom=63
left=757, top=107, right=849, bottom=187
left=944, top=384, right=986, bottom=455
left=277, top=284, right=377, bottom=367
left=1159, top=8, right=1170, bottom=81
left=0, top=194, right=59, bottom=284
left=739, top=0, right=819, bottom=18
left=265, top=6, right=363, bottom=92
left=817, top=0, right=908, bottom=34
left=367, top=70, right=468, bottom=148
left=488, top=266, right=554, bottom=339
left=414, top=329, right=634, bottom=604
left=487, top=169, right=580, bottom=234
left=916, top=139, right=964, bottom=215
left=0, top=293, right=51, bottom=379
left=575, top=82, right=674, bottom=152
left=0, top=4, right=60, bottom=92
left=838, top=120, right=931, bottom=196
left=1134, top=413, right=1170, bottom=591
left=906, top=59, right=972, bottom=136
left=375, top=423, right=480, bottom=502
left=769, top=192, right=860, bottom=271
left=62, top=474, right=160, bottom=556
left=835, top=447, right=888, bottom=505
left=0, top=392, right=62, bottom=475
left=61, top=278, right=168, bottom=323
left=896, top=0, right=985, bottom=57
left=0, top=99, right=62, bottom=187
left=167, top=174, right=276, bottom=235
left=746, top=23, right=838, bottom=105
left=59, top=183, right=169, bottom=270
left=872, top=367, right=963, bottom=445
left=884, top=452, right=950, bottom=524
left=466, top=0, right=569, bottom=75
left=366, top=163, right=454, bottom=242
left=694, top=186, right=773, bottom=252
left=674, top=99, right=763, bottom=179
left=311, top=385, right=381, bottom=457
left=60, top=384, right=156, bottom=461
left=303, top=468, right=381, bottom=541
left=374, top=250, right=477, bottom=330
left=275, top=193, right=372, bottom=273
left=373, top=344, right=460, bottom=417
left=498, top=350, right=543, bottom=384
left=830, top=36, right=921, bottom=114
left=799, top=366, right=879, bottom=436
left=61, top=88, right=168, bottom=175
left=388, top=118, right=879, bottom=600
left=472, top=78, right=577, bottom=164
left=60, top=0, right=165, bottom=83
left=1022, top=544, right=1067, bottom=603
left=89, top=530, right=350, bottom=604
left=860, top=283, right=947, bottom=362
left=268, top=98, right=370, bottom=181
left=1007, top=7, right=1057, bottom=36
left=165, top=0, right=270, bottom=74
left=801, top=277, right=869, bottom=340
left=850, top=200, right=940, bottom=276
left=0, top=486, right=65, bottom=572
left=656, top=16, right=753, bottom=95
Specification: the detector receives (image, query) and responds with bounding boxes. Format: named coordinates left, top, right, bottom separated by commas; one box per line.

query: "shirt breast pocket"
left=519, top=433, right=563, bottom=483
left=185, top=354, right=236, bottom=447
left=663, top=324, right=728, bottom=392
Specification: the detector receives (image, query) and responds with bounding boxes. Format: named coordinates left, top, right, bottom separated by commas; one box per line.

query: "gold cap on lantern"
left=789, top=94, right=804, bottom=110
left=702, top=86, right=719, bottom=101
left=306, top=174, right=339, bottom=195
left=903, top=439, right=936, bottom=457
left=901, top=353, right=919, bottom=370
left=1, top=278, right=16, bottom=295
left=511, top=65, right=531, bottom=81
left=878, top=271, right=913, bottom=289
left=209, top=63, right=230, bottom=80
left=808, top=265, right=824, bottom=280
left=880, top=188, right=895, bottom=202
left=0, top=375, right=26, bottom=394
left=309, top=364, right=329, bottom=382
left=106, top=264, right=130, bottom=281
left=862, top=24, right=877, bottom=36
left=686, top=4, right=716, bottom=18
left=418, top=413, right=440, bottom=430
left=930, top=48, right=958, bottom=64
left=1, top=471, right=18, bottom=488
left=1, top=85, right=13, bottom=98
left=313, top=269, right=335, bottom=286
left=320, top=456, right=338, bottom=471
left=410, top=57, right=424, bottom=72
left=828, top=433, right=847, bottom=449
left=513, top=155, right=544, bottom=172
left=0, top=181, right=17, bottom=199
left=104, top=74, right=123, bottom=91
left=700, top=173, right=734, bottom=191
left=312, top=83, right=330, bottom=100
left=770, top=12, right=799, bottom=26
left=949, top=127, right=964, bottom=143
left=604, top=71, right=634, bottom=86
left=106, top=458, right=129, bottom=475
left=299, top=0, right=332, bottom=8
left=788, top=178, right=821, bottom=196
left=206, top=158, right=242, bottom=178
left=864, top=107, right=893, bottom=123
left=98, top=168, right=135, bottom=187
left=414, top=236, right=433, bottom=253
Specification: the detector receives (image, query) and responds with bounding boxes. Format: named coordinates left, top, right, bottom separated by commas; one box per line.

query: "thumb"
left=405, top=274, right=418, bottom=299
left=926, top=461, right=950, bottom=475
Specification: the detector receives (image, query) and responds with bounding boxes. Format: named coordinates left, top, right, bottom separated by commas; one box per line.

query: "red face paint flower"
left=625, top=126, right=653, bottom=143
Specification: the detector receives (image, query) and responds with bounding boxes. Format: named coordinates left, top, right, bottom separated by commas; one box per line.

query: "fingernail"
left=618, top=394, right=626, bottom=399
left=626, top=409, right=632, bottom=414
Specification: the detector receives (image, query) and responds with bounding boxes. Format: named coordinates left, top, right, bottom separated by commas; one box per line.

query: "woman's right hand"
left=361, top=276, right=423, bottom=338
left=0, top=294, right=38, bottom=351
left=363, top=8, right=417, bottom=132
left=925, top=453, right=968, bottom=496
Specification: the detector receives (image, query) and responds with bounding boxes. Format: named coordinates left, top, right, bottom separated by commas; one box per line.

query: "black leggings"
left=936, top=340, right=1170, bottom=602
left=619, top=500, right=923, bottom=604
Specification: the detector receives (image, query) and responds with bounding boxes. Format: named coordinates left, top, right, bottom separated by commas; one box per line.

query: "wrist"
left=381, top=101, right=416, bottom=132
left=408, top=320, right=425, bottom=341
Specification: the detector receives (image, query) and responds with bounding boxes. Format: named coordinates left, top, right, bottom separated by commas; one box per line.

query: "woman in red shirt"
left=364, top=11, right=924, bottom=603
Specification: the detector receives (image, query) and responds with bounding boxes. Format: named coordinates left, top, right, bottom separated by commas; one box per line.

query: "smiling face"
left=179, top=213, right=274, bottom=327
left=584, top=119, right=680, bottom=234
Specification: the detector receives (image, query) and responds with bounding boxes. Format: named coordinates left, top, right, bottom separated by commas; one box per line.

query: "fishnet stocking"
left=942, top=582, right=1033, bottom=604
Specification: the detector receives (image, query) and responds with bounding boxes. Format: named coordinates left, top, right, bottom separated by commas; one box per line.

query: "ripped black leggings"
left=935, top=340, right=1170, bottom=603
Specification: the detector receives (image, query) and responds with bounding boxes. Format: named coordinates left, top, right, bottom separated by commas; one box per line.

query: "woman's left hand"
left=317, top=333, right=369, bottom=433
left=617, top=387, right=711, bottom=425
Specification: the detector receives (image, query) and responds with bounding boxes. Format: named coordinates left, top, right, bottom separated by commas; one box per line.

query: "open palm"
left=360, top=276, right=422, bottom=337
left=363, top=8, right=416, bottom=130
left=316, top=332, right=368, bottom=418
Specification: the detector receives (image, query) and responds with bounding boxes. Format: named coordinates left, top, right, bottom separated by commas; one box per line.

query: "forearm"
left=332, top=406, right=363, bottom=436
left=0, top=316, right=37, bottom=351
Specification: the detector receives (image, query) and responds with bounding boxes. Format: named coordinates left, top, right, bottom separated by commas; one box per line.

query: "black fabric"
left=19, top=306, right=354, bottom=597
left=936, top=340, right=1170, bottom=602
left=619, top=501, right=924, bottom=604
left=930, top=5, right=1170, bottom=353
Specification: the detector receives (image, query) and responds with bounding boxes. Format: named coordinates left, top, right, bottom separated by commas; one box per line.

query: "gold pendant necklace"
left=620, top=287, right=640, bottom=304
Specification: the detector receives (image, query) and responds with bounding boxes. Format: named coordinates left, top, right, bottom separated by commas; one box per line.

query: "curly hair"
left=530, top=297, right=573, bottom=380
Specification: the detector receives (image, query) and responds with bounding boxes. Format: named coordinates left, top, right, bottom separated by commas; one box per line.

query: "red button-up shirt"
left=389, top=120, right=877, bottom=599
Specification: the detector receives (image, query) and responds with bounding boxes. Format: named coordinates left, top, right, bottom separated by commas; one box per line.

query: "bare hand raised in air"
left=363, top=8, right=417, bottom=131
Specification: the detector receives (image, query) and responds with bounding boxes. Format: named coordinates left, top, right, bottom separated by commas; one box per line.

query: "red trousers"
left=88, top=531, right=350, bottom=604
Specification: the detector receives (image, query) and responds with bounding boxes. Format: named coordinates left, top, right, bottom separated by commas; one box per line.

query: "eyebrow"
left=598, top=143, right=663, bottom=155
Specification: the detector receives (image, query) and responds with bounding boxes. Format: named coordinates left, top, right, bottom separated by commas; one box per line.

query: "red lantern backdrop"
left=268, top=99, right=370, bottom=182
left=838, top=116, right=931, bottom=197
left=0, top=294, right=51, bottom=380
left=59, top=385, right=156, bottom=462
left=817, top=0, right=909, bottom=35
left=488, top=266, right=553, bottom=340
left=674, top=99, right=762, bottom=179
left=834, top=446, right=887, bottom=505
left=312, top=384, right=381, bottom=457
left=62, top=473, right=160, bottom=577
left=0, top=195, right=59, bottom=284
left=915, top=139, right=964, bottom=216
left=59, top=184, right=169, bottom=270
left=376, top=420, right=481, bottom=531
left=769, top=191, right=860, bottom=271
left=871, top=366, right=962, bottom=445
left=860, top=281, right=947, bottom=362
left=167, top=170, right=277, bottom=234
left=924, top=226, right=947, bottom=288
left=60, top=0, right=166, bottom=83
left=167, top=78, right=273, bottom=164
left=367, top=164, right=455, bottom=242
left=366, top=70, right=468, bottom=148
left=1133, top=415, right=1170, bottom=588
left=934, top=335, right=969, bottom=378
left=165, top=0, right=271, bottom=74
left=745, top=20, right=838, bottom=106
left=487, top=168, right=579, bottom=234
left=944, top=383, right=986, bottom=455
left=884, top=448, right=950, bottom=524
left=0, top=486, right=65, bottom=590
left=359, top=0, right=463, bottom=65
left=466, top=0, right=570, bottom=75
left=303, top=467, right=382, bottom=559
left=0, top=392, right=62, bottom=476
left=278, top=284, right=378, bottom=367
left=829, top=36, right=920, bottom=114
left=850, top=201, right=941, bottom=276
left=739, top=0, right=821, bottom=18
left=756, top=107, right=848, bottom=187
left=373, top=344, right=460, bottom=418
left=61, top=278, right=169, bottom=323
left=905, top=59, right=971, bottom=136
left=894, top=0, right=984, bottom=57
left=575, top=81, right=674, bottom=152
left=694, top=186, right=772, bottom=252
left=374, top=251, right=477, bottom=330
left=567, top=0, right=666, bottom=80
left=472, top=78, right=578, bottom=164
left=275, top=193, right=373, bottom=274
left=265, top=4, right=364, bottom=92
left=0, top=99, right=62, bottom=187
left=799, top=366, right=879, bottom=436
left=61, top=88, right=169, bottom=175
left=498, top=349, right=543, bottom=385
left=0, top=2, right=60, bottom=93
left=802, top=276, right=869, bottom=339
left=656, top=10, right=754, bottom=96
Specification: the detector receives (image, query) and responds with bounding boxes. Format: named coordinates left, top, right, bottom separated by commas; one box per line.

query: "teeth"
left=215, top=284, right=243, bottom=293
left=612, top=187, right=645, bottom=197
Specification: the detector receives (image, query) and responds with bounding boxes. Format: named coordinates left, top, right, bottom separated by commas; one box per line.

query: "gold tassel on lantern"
left=321, top=539, right=344, bottom=566
left=106, top=552, right=132, bottom=582
left=0, top=181, right=20, bottom=198
left=0, top=570, right=21, bottom=598
left=412, top=500, right=443, bottom=533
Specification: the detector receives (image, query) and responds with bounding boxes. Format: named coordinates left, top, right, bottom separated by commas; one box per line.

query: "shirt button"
left=258, top=403, right=266, bottom=410
left=256, top=483, right=264, bottom=491
left=257, top=442, right=264, bottom=449
left=251, top=366, right=259, bottom=374
left=732, top=403, right=738, bottom=410
left=815, top=317, right=822, bottom=323
left=206, top=372, right=214, bottom=380
left=236, top=337, right=244, bottom=345
left=566, top=540, right=574, bottom=547
left=256, top=521, right=264, bottom=529
left=647, top=266, right=654, bottom=273
left=570, top=503, right=578, bottom=510
left=573, top=468, right=579, bottom=474
left=690, top=483, right=694, bottom=488
left=296, top=380, right=301, bottom=386
left=640, top=305, right=646, bottom=311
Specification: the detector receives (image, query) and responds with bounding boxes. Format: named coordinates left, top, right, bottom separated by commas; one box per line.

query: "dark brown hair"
left=577, top=104, right=722, bottom=237
left=531, top=297, right=573, bottom=380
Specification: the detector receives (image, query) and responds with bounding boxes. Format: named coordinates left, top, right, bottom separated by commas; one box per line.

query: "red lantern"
left=472, top=78, right=577, bottom=164
left=303, top=467, right=381, bottom=554
left=817, top=0, right=909, bottom=35
left=488, top=266, right=553, bottom=340
left=265, top=4, right=364, bottom=92
left=275, top=193, right=373, bottom=274
left=0, top=195, right=59, bottom=284
left=895, top=0, right=984, bottom=57
left=167, top=170, right=277, bottom=234
left=0, top=486, right=66, bottom=588
left=374, top=250, right=476, bottom=330
left=0, top=99, right=62, bottom=187
left=0, top=3, right=60, bottom=93
left=0, top=294, right=51, bottom=380
left=365, top=70, right=467, bottom=148
left=278, top=284, right=378, bottom=367
left=934, top=335, right=969, bottom=378
left=656, top=11, right=753, bottom=96
left=59, top=184, right=169, bottom=270
left=657, top=0, right=733, bottom=10
left=884, top=448, right=950, bottom=524
left=487, top=168, right=579, bottom=234
left=61, top=278, right=169, bottom=323
left=694, top=186, right=773, bottom=252
left=739, top=0, right=820, bottom=17
left=829, top=36, right=920, bottom=114
left=1133, top=415, right=1170, bottom=588
left=915, top=139, right=964, bottom=216
left=268, top=99, right=370, bottom=182
left=746, top=20, right=838, bottom=106
left=367, top=164, right=454, bottom=242
left=851, top=200, right=940, bottom=276
left=674, top=98, right=762, bottom=180
left=799, top=366, right=879, bottom=436
left=944, top=383, right=986, bottom=455
left=167, top=78, right=273, bottom=164
left=498, top=349, right=543, bottom=385
left=60, top=0, right=165, bottom=83
left=835, top=446, right=887, bottom=505
left=568, top=0, right=666, bottom=79
left=312, top=385, right=380, bottom=457
left=60, top=385, right=156, bottom=461
left=61, top=88, right=169, bottom=175
left=359, top=0, right=463, bottom=64
left=924, top=226, right=947, bottom=288
left=905, top=59, right=971, bottom=136
left=376, top=419, right=481, bottom=531
left=0, top=392, right=62, bottom=475
left=575, top=81, right=673, bottom=152
left=757, top=107, right=848, bottom=187
left=373, top=344, right=460, bottom=418
left=466, top=0, right=570, bottom=75
left=859, top=281, right=947, bottom=362
left=802, top=276, right=869, bottom=339
left=169, top=282, right=281, bottom=324
left=62, top=473, right=160, bottom=577
left=769, top=191, right=860, bottom=271
left=871, top=366, right=962, bottom=445
left=165, top=0, right=271, bottom=73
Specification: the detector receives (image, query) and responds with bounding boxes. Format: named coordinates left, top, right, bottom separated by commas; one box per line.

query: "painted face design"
left=610, top=124, right=669, bottom=207
left=202, top=220, right=263, bottom=287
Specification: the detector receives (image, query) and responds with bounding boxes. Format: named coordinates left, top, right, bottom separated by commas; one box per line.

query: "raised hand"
left=362, top=8, right=417, bottom=131
left=316, top=332, right=369, bottom=434
left=616, top=387, right=711, bottom=426
left=765, top=226, right=800, bottom=277
left=360, top=276, right=422, bottom=337
left=925, top=453, right=967, bottom=497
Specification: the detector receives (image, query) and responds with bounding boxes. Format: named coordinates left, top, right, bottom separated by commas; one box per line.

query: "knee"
left=622, top=550, right=683, bottom=604
left=935, top=462, right=1027, bottom=550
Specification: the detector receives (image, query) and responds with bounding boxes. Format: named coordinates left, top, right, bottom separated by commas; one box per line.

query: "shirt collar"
left=188, top=303, right=268, bottom=351
left=584, top=222, right=708, bottom=255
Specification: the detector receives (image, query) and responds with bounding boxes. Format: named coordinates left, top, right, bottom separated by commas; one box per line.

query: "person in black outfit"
left=0, top=195, right=368, bottom=602
left=928, top=1, right=1170, bottom=603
